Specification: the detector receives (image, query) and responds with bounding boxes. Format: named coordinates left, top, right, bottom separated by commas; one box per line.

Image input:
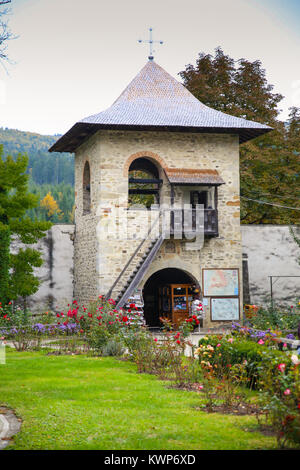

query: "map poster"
left=211, top=297, right=240, bottom=321
left=202, top=268, right=239, bottom=297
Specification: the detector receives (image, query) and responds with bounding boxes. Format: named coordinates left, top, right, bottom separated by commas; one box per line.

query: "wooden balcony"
left=168, top=208, right=218, bottom=238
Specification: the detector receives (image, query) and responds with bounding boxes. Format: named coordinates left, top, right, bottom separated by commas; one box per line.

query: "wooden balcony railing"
left=168, top=208, right=218, bottom=238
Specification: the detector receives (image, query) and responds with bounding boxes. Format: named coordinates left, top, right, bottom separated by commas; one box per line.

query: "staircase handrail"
left=105, top=210, right=162, bottom=300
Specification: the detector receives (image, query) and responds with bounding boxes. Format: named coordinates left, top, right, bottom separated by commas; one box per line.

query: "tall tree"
left=0, top=145, right=51, bottom=305
left=179, top=47, right=300, bottom=224
left=40, top=191, right=63, bottom=221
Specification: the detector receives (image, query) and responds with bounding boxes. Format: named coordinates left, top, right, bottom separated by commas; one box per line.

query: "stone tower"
left=50, top=60, right=271, bottom=328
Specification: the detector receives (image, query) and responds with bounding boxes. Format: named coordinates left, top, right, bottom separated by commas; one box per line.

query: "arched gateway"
left=143, top=268, right=201, bottom=327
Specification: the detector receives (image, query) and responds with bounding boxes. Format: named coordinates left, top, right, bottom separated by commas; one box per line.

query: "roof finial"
left=138, top=27, right=163, bottom=61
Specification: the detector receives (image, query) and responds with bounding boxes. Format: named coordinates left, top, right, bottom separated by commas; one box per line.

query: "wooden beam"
left=129, top=189, right=160, bottom=195
left=129, top=178, right=163, bottom=184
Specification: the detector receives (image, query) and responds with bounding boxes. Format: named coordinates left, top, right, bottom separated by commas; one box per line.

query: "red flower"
left=176, top=340, right=181, bottom=344
left=122, top=316, right=128, bottom=322
left=129, top=303, right=136, bottom=309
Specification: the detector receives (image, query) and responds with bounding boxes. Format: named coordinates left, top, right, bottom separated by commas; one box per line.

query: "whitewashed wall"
left=12, top=224, right=75, bottom=312
left=241, top=225, right=300, bottom=306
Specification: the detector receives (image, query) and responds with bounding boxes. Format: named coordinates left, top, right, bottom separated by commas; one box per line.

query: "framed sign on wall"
left=202, top=268, right=239, bottom=297
left=210, top=297, right=240, bottom=322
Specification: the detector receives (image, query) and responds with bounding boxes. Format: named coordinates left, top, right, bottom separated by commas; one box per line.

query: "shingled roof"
left=164, top=168, right=225, bottom=186
left=49, top=60, right=272, bottom=153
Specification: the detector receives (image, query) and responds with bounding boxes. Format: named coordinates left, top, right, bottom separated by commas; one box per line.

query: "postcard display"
left=202, top=268, right=240, bottom=322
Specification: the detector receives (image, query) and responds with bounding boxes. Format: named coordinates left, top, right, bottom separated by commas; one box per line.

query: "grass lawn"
left=0, top=347, right=277, bottom=450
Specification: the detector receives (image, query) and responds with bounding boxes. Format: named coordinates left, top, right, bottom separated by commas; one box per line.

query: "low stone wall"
left=12, top=224, right=300, bottom=312
left=11, top=224, right=75, bottom=312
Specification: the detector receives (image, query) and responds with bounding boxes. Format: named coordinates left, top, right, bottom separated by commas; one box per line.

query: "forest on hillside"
left=0, top=128, right=75, bottom=223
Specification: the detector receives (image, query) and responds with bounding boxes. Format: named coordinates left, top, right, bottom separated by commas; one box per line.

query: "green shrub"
left=197, top=335, right=293, bottom=389
left=246, top=303, right=300, bottom=331
left=196, top=334, right=300, bottom=448
left=101, top=338, right=125, bottom=357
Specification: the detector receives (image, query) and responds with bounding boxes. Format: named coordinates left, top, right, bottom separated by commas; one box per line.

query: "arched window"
left=83, top=161, right=91, bottom=214
left=128, top=157, right=162, bottom=209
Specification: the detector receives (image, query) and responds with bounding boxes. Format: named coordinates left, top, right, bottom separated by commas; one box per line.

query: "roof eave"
left=49, top=123, right=273, bottom=153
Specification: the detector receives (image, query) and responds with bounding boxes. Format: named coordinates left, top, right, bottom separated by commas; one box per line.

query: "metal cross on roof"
left=138, top=27, right=163, bottom=61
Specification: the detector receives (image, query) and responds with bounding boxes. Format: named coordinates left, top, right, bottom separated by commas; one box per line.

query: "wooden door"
left=171, top=284, right=193, bottom=327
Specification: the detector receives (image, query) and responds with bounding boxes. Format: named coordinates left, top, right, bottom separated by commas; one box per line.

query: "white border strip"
left=0, top=414, right=9, bottom=440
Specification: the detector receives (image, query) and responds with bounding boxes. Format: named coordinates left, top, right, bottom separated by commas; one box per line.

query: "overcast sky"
left=0, top=0, right=300, bottom=135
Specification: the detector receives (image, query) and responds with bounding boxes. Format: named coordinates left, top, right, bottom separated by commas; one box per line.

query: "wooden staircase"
left=105, top=212, right=164, bottom=310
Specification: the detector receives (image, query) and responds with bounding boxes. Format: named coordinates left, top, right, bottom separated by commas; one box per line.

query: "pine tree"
left=0, top=145, right=51, bottom=305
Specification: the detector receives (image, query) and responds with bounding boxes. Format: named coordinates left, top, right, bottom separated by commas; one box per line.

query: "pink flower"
left=284, top=389, right=291, bottom=395
left=154, top=338, right=158, bottom=342
left=278, top=363, right=286, bottom=373
left=283, top=343, right=287, bottom=348
left=216, top=343, right=221, bottom=347
left=258, top=339, right=264, bottom=345
left=228, top=338, right=233, bottom=343
left=198, top=385, right=204, bottom=390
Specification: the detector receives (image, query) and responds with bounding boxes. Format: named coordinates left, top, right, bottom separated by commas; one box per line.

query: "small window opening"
left=83, top=161, right=91, bottom=214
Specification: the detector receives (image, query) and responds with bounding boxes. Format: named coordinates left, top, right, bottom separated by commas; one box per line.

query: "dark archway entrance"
left=143, top=268, right=200, bottom=327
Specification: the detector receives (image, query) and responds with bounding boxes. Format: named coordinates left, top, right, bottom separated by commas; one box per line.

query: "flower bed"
left=196, top=333, right=300, bottom=448
left=0, top=296, right=144, bottom=354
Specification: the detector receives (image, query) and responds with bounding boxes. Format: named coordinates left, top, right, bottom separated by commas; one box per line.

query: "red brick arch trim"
left=123, top=151, right=167, bottom=176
